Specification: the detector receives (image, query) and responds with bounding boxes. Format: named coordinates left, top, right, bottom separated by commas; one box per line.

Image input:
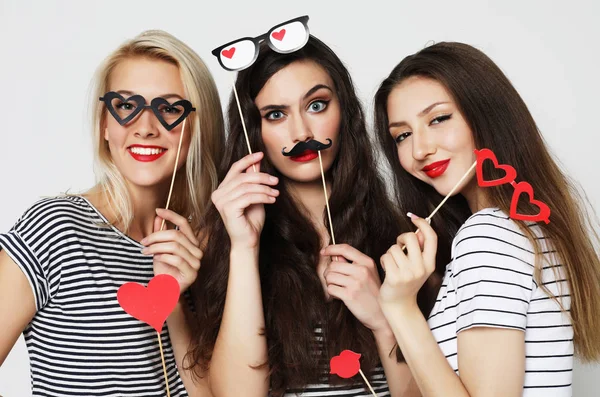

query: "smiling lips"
left=422, top=159, right=450, bottom=178
left=128, top=145, right=167, bottom=162
left=290, top=149, right=318, bottom=162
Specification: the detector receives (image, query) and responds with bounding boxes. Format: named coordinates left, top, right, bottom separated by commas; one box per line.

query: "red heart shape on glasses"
left=474, top=148, right=517, bottom=187
left=117, top=274, right=180, bottom=333
left=330, top=350, right=361, bottom=379
left=510, top=181, right=551, bottom=224
left=271, top=29, right=286, bottom=41
left=222, top=47, right=236, bottom=59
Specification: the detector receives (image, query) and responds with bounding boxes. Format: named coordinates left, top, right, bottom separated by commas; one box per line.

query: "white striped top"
left=0, top=196, right=187, bottom=396
left=427, top=208, right=573, bottom=396
left=280, top=328, right=390, bottom=396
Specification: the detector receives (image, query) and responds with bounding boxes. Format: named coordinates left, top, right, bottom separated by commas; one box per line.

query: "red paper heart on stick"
left=222, top=47, right=236, bottom=59
left=474, top=148, right=517, bottom=187
left=271, top=29, right=286, bottom=41
left=330, top=350, right=361, bottom=379
left=117, top=274, right=180, bottom=332
left=510, top=181, right=551, bottom=224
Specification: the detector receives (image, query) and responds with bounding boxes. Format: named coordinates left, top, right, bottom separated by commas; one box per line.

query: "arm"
left=143, top=209, right=210, bottom=396
left=321, top=244, right=414, bottom=397
left=385, top=302, right=524, bottom=397
left=208, top=152, right=279, bottom=396
left=210, top=246, right=268, bottom=396
left=379, top=214, right=526, bottom=397
left=166, top=300, right=213, bottom=396
left=0, top=250, right=36, bottom=365
left=372, top=327, right=418, bottom=397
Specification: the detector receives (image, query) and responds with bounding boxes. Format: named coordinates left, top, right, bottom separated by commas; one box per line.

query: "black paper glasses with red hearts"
left=99, top=91, right=196, bottom=131
left=211, top=15, right=310, bottom=72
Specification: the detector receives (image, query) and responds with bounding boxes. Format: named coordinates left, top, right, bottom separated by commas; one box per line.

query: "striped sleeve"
left=0, top=199, right=63, bottom=311
left=452, top=211, right=536, bottom=334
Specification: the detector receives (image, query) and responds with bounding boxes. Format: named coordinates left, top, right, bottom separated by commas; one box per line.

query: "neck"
left=461, top=178, right=489, bottom=214
left=87, top=181, right=170, bottom=242
left=287, top=177, right=333, bottom=229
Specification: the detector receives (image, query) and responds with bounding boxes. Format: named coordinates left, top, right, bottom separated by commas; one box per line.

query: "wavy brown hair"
left=187, top=36, right=436, bottom=395
left=374, top=41, right=600, bottom=361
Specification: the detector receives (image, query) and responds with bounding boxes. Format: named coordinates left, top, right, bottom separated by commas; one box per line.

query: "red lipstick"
left=290, top=150, right=318, bottom=162
left=128, top=144, right=167, bottom=162
left=422, top=159, right=450, bottom=178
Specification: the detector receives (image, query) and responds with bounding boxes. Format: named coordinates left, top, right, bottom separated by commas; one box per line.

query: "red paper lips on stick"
left=330, top=350, right=378, bottom=396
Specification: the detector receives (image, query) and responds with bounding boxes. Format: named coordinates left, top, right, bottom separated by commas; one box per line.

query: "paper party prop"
left=210, top=15, right=311, bottom=172
left=117, top=274, right=180, bottom=397
left=330, top=350, right=378, bottom=396
left=400, top=147, right=551, bottom=252
left=117, top=274, right=180, bottom=332
left=211, top=15, right=310, bottom=72
left=474, top=148, right=550, bottom=223
left=99, top=91, right=195, bottom=131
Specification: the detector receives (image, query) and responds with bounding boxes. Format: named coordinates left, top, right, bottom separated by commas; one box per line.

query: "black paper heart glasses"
left=99, top=91, right=196, bottom=131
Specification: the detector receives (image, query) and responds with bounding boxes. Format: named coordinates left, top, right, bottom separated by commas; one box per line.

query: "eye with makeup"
left=158, top=104, right=183, bottom=115
left=430, top=113, right=452, bottom=125
left=307, top=99, right=329, bottom=113
left=115, top=101, right=136, bottom=111
left=264, top=109, right=285, bottom=121
left=394, top=131, right=412, bottom=145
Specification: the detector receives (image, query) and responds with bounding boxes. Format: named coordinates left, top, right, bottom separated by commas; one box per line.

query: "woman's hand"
left=211, top=152, right=279, bottom=250
left=141, top=208, right=203, bottom=294
left=379, top=213, right=438, bottom=313
left=321, top=244, right=391, bottom=334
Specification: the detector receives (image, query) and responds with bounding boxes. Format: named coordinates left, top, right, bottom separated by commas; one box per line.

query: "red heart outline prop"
left=221, top=47, right=236, bottom=59
left=510, top=181, right=551, bottom=224
left=117, top=274, right=180, bottom=332
left=271, top=29, right=286, bottom=41
left=330, top=350, right=361, bottom=379
left=475, top=148, right=517, bottom=187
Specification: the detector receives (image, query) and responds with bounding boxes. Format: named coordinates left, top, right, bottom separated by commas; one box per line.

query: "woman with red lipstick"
left=373, top=42, right=600, bottom=396
left=0, top=30, right=224, bottom=396
left=187, top=36, right=434, bottom=396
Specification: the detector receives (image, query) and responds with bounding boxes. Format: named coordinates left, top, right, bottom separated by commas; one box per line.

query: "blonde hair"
left=88, top=29, right=224, bottom=233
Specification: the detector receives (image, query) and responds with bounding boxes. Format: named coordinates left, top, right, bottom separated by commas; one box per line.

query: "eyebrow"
left=116, top=90, right=184, bottom=100
left=303, top=84, right=332, bottom=100
left=388, top=101, right=450, bottom=129
left=258, top=84, right=333, bottom=112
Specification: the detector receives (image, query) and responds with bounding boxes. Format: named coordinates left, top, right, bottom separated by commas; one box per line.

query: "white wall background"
left=1, top=0, right=598, bottom=395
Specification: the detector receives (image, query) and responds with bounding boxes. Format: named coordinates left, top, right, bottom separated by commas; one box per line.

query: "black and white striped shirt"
left=280, top=328, right=390, bottom=397
left=427, top=208, right=573, bottom=396
left=0, top=196, right=187, bottom=396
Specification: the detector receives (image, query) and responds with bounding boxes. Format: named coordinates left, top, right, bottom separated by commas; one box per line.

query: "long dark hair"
left=188, top=36, right=427, bottom=395
left=374, top=41, right=600, bottom=361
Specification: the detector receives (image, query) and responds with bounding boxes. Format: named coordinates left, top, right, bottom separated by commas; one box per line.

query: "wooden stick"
left=160, top=118, right=188, bottom=232
left=230, top=74, right=256, bottom=172
left=358, top=369, right=378, bottom=397
left=401, top=160, right=477, bottom=250
left=318, top=150, right=336, bottom=245
left=318, top=150, right=341, bottom=263
left=157, top=331, right=171, bottom=397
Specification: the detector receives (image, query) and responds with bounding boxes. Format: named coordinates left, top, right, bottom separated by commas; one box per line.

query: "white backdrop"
left=1, top=0, right=598, bottom=395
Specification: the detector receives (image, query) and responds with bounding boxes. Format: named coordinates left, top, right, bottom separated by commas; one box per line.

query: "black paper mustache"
left=281, top=138, right=333, bottom=156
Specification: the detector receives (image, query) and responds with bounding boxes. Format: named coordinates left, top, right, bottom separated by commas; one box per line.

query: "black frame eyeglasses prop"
left=212, top=15, right=310, bottom=72
left=99, top=91, right=196, bottom=131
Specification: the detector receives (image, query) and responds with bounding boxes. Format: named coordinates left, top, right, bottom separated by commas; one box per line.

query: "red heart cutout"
left=117, top=274, right=180, bottom=333
left=221, top=47, right=236, bottom=59
left=271, top=29, right=286, bottom=41
left=330, top=350, right=361, bottom=379
left=510, top=181, right=551, bottom=224
left=474, top=148, right=517, bottom=187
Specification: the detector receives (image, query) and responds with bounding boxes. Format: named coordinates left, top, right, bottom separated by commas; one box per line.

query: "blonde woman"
left=0, top=30, right=224, bottom=397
